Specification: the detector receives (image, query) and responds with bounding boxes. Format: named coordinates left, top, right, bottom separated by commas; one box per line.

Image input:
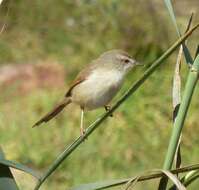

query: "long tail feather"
left=32, top=98, right=71, bottom=127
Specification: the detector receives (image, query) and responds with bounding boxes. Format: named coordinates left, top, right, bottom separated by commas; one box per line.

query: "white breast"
left=72, top=69, right=124, bottom=110
left=88, top=69, right=124, bottom=91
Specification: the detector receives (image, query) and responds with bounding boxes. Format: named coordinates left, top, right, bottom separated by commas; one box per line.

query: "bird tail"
left=32, top=98, right=71, bottom=128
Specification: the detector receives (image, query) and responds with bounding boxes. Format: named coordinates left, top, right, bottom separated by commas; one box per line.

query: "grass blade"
left=159, top=2, right=195, bottom=190
left=182, top=14, right=194, bottom=65
left=169, top=170, right=199, bottom=189
left=164, top=0, right=193, bottom=65
left=159, top=54, right=199, bottom=190
left=194, top=45, right=199, bottom=59
left=171, top=13, right=194, bottom=174
left=172, top=12, right=194, bottom=181
left=124, top=169, right=186, bottom=190
left=172, top=13, right=193, bottom=119
left=164, top=0, right=180, bottom=36
left=71, top=164, right=199, bottom=190
left=0, top=148, right=19, bottom=190
left=34, top=24, right=199, bottom=190
left=0, top=159, right=41, bottom=179
left=183, top=170, right=199, bottom=187
left=172, top=45, right=183, bottom=174
left=160, top=170, right=186, bottom=190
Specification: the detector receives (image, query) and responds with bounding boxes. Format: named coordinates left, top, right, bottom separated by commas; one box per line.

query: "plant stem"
left=34, top=24, right=199, bottom=190
left=159, top=54, right=199, bottom=189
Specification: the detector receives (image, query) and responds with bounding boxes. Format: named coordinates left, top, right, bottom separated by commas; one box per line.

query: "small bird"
left=33, top=49, right=139, bottom=135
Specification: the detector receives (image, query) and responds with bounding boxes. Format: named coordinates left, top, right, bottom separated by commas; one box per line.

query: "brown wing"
left=65, top=62, right=98, bottom=97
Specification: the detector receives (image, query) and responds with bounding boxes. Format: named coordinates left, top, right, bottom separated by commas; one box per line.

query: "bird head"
left=98, top=49, right=139, bottom=74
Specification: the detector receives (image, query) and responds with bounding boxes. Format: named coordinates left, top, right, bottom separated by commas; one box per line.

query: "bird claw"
left=104, top=105, right=113, bottom=117
left=80, top=128, right=88, bottom=141
left=80, top=127, right=86, bottom=136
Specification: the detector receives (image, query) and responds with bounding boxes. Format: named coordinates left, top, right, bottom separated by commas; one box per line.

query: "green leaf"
left=184, top=171, right=199, bottom=187
left=194, top=45, right=199, bottom=59
left=164, top=0, right=180, bottom=36
left=159, top=54, right=199, bottom=189
left=182, top=44, right=193, bottom=65
left=159, top=2, right=195, bottom=190
left=172, top=13, right=194, bottom=175
left=169, top=170, right=199, bottom=189
left=0, top=148, right=19, bottom=190
left=160, top=170, right=186, bottom=190
left=0, top=159, right=41, bottom=179
left=164, top=0, right=193, bottom=65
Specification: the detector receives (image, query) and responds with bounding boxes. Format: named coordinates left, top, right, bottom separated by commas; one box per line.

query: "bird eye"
left=124, top=59, right=129, bottom=63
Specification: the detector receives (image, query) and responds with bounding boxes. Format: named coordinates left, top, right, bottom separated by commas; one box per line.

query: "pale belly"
left=71, top=70, right=124, bottom=110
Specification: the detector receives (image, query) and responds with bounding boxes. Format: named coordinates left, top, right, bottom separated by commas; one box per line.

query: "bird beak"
left=129, top=59, right=143, bottom=66
left=134, top=60, right=144, bottom=66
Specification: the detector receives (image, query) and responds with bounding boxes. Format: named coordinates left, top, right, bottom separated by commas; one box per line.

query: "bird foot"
left=80, top=127, right=86, bottom=136
left=104, top=105, right=113, bottom=117
left=80, top=128, right=88, bottom=141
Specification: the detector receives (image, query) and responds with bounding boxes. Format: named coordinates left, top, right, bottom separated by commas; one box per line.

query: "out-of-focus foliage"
left=0, top=0, right=199, bottom=190
left=0, top=0, right=171, bottom=65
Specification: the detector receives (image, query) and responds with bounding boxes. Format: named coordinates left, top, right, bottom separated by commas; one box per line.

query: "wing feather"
left=65, top=62, right=98, bottom=97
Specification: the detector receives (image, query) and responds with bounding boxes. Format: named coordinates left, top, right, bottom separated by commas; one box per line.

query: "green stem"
left=34, top=24, right=199, bottom=190
left=164, top=58, right=199, bottom=168
left=159, top=54, right=199, bottom=189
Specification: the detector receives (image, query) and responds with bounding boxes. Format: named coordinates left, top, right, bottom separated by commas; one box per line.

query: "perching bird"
left=33, top=50, right=139, bottom=135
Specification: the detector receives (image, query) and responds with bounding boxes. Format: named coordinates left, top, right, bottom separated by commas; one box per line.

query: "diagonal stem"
left=34, top=24, right=199, bottom=190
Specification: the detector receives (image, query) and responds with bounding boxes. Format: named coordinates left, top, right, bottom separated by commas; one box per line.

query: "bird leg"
left=80, top=108, right=85, bottom=136
left=104, top=105, right=113, bottom=117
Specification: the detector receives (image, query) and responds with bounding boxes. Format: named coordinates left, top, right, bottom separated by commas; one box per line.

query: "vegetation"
left=0, top=0, right=199, bottom=190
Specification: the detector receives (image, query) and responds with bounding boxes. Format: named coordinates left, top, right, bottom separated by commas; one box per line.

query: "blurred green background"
left=0, top=0, right=199, bottom=189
